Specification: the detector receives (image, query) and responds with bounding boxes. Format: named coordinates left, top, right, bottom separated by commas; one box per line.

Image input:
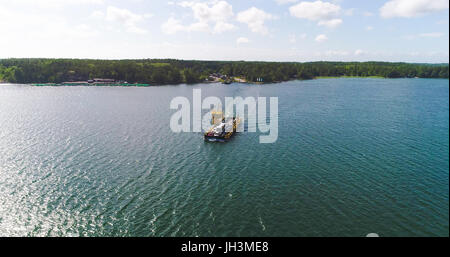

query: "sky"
left=0, top=0, right=448, bottom=62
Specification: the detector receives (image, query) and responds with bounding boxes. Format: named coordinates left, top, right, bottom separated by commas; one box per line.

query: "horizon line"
left=1, top=57, right=448, bottom=65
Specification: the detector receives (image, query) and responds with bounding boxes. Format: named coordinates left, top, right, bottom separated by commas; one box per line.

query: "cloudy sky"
left=0, top=0, right=448, bottom=62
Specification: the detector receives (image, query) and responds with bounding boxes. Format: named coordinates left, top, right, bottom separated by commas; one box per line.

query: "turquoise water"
left=0, top=78, right=448, bottom=237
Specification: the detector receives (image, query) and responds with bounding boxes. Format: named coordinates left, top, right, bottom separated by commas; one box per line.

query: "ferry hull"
left=204, top=136, right=228, bottom=142
left=203, top=115, right=240, bottom=143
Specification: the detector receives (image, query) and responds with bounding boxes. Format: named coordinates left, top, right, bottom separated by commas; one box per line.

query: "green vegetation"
left=0, top=58, right=448, bottom=85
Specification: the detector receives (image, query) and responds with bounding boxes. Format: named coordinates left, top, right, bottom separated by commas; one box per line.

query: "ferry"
left=204, top=111, right=240, bottom=142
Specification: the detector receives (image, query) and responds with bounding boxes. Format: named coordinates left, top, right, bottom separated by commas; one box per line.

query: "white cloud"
left=188, top=22, right=210, bottom=33
left=289, top=1, right=340, bottom=21
left=289, top=34, right=296, bottom=43
left=325, top=50, right=349, bottom=56
left=275, top=0, right=298, bottom=4
left=237, top=7, right=275, bottom=35
left=144, top=13, right=154, bottom=19
left=162, top=18, right=190, bottom=34
left=315, top=34, right=328, bottom=42
left=354, top=49, right=365, bottom=56
left=161, top=18, right=215, bottom=34
left=236, top=37, right=250, bottom=44
left=289, top=1, right=343, bottom=28
left=104, top=6, right=148, bottom=34
left=404, top=32, right=446, bottom=40
left=91, top=10, right=105, bottom=19
left=289, top=33, right=307, bottom=43
left=366, top=26, right=374, bottom=31
left=344, top=8, right=355, bottom=16
left=106, top=6, right=141, bottom=25
left=380, top=0, right=449, bottom=18
left=0, top=0, right=105, bottom=8
left=174, top=1, right=236, bottom=34
left=419, top=32, right=444, bottom=38
left=318, top=18, right=342, bottom=28
left=0, top=5, right=97, bottom=42
left=179, top=1, right=233, bottom=23
left=214, top=22, right=236, bottom=34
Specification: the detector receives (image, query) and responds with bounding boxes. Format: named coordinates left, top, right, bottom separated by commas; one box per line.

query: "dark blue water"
left=0, top=78, right=448, bottom=236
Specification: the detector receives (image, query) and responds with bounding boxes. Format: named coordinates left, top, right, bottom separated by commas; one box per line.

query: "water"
left=0, top=78, right=448, bottom=237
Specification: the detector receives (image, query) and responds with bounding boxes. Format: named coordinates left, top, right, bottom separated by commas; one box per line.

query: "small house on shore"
left=91, top=78, right=116, bottom=83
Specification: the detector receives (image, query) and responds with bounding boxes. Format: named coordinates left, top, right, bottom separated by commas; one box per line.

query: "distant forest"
left=0, top=58, right=448, bottom=84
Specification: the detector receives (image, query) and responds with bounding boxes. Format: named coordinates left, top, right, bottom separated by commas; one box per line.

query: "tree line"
left=0, top=58, right=448, bottom=84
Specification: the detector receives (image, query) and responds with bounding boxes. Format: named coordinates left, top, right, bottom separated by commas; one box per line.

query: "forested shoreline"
left=0, top=58, right=448, bottom=85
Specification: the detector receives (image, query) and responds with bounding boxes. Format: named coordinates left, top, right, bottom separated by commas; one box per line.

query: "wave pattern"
left=0, top=79, right=448, bottom=237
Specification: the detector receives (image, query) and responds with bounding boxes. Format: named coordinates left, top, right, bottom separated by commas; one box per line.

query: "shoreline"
left=0, top=76, right=448, bottom=87
left=2, top=59, right=447, bottom=85
left=314, top=75, right=385, bottom=79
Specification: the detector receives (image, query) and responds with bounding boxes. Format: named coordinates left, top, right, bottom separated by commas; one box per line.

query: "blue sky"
left=0, top=0, right=448, bottom=62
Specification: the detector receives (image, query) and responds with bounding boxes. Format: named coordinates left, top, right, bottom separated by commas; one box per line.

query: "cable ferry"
left=204, top=111, right=240, bottom=142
